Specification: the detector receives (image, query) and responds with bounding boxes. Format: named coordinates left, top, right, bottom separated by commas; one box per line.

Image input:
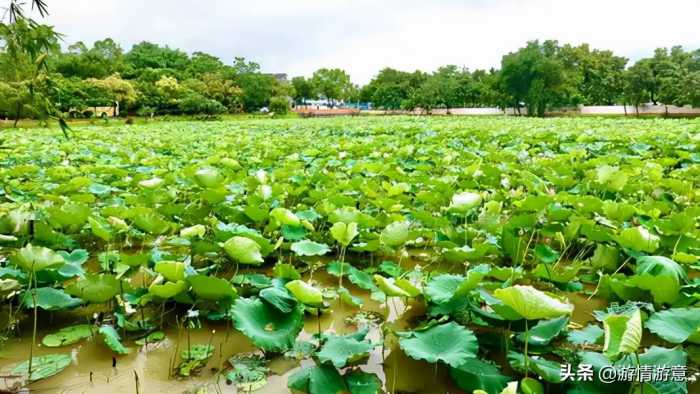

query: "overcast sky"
left=34, top=0, right=700, bottom=84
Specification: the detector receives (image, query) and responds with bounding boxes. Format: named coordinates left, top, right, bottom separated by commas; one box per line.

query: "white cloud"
left=36, top=0, right=700, bottom=84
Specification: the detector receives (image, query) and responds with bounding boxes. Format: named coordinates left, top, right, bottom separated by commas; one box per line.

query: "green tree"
left=361, top=68, right=427, bottom=109
left=0, top=19, right=61, bottom=126
left=291, top=76, right=315, bottom=105
left=269, top=96, right=290, bottom=114
left=499, top=40, right=578, bottom=116
left=124, top=42, right=190, bottom=78
left=85, top=74, right=138, bottom=110
left=53, top=38, right=124, bottom=79
left=311, top=68, right=352, bottom=106
left=560, top=44, right=627, bottom=105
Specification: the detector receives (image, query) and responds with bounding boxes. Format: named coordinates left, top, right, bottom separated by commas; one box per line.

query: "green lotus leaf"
left=330, top=221, right=359, bottom=247
left=520, top=377, right=544, bottom=394
left=12, top=354, right=72, bottom=382
left=281, top=224, right=306, bottom=241
left=567, top=324, right=604, bottom=346
left=273, top=263, right=301, bottom=280
left=637, top=346, right=688, bottom=394
left=0, top=278, right=20, bottom=294
left=134, top=331, right=166, bottom=346
left=138, top=177, right=164, bottom=188
left=11, top=244, right=65, bottom=272
left=149, top=279, right=187, bottom=299
left=225, top=353, right=269, bottom=392
left=628, top=255, right=687, bottom=304
left=154, top=261, right=186, bottom=282
left=603, top=308, right=642, bottom=359
left=42, top=324, right=93, bottom=347
left=516, top=316, right=569, bottom=346
left=425, top=274, right=464, bottom=304
left=595, top=165, right=628, bottom=191
left=120, top=252, right=149, bottom=267
left=58, top=249, right=89, bottom=266
left=534, top=244, right=559, bottom=264
left=88, top=216, right=114, bottom=241
left=47, top=202, right=90, bottom=232
left=450, top=191, right=482, bottom=213
left=285, top=279, right=323, bottom=307
left=130, top=207, right=173, bottom=235
left=635, top=255, right=686, bottom=281
left=380, top=221, right=410, bottom=247
left=378, top=261, right=403, bottom=277
left=395, top=278, right=421, bottom=297
left=590, top=244, right=620, bottom=272
left=337, top=286, right=363, bottom=308
left=317, top=333, right=373, bottom=368
left=260, top=286, right=297, bottom=313
left=180, top=224, right=206, bottom=238
left=189, top=274, right=237, bottom=300
left=231, top=297, right=304, bottom=352
left=194, top=167, right=223, bottom=188
left=344, top=370, right=381, bottom=394
left=616, top=226, right=659, bottom=253
left=181, top=344, right=214, bottom=361
left=99, top=325, right=130, bottom=355
left=288, top=364, right=348, bottom=394
left=176, top=343, right=214, bottom=377
left=88, top=183, right=111, bottom=195
left=450, top=358, right=510, bottom=394
left=507, top=351, right=561, bottom=383
left=373, top=274, right=410, bottom=297
left=493, top=285, right=573, bottom=320
left=223, top=236, right=264, bottom=265
left=290, top=240, right=330, bottom=257
left=399, top=322, right=478, bottom=367
left=646, top=308, right=700, bottom=344
left=21, top=287, right=82, bottom=310
left=270, top=207, right=300, bottom=226
left=65, top=274, right=121, bottom=303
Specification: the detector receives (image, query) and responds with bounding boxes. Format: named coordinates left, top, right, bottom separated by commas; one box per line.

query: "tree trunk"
left=13, top=103, right=22, bottom=128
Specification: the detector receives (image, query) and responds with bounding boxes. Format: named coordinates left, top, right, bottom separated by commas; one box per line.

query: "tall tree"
left=499, top=40, right=577, bottom=116
left=560, top=44, right=627, bottom=105
left=291, top=76, right=315, bottom=105
left=311, top=68, right=352, bottom=106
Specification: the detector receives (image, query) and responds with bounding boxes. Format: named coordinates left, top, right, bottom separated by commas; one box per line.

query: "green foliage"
left=268, top=96, right=290, bottom=115
left=231, top=297, right=304, bottom=352
left=12, top=354, right=72, bottom=382
left=450, top=358, right=510, bottom=393
left=42, top=324, right=93, bottom=347
left=602, top=309, right=642, bottom=359
left=99, top=325, right=130, bottom=355
left=500, top=40, right=579, bottom=116
left=0, top=115, right=698, bottom=392
left=493, top=285, right=573, bottom=320
left=398, top=322, right=479, bottom=367
left=311, top=68, right=353, bottom=104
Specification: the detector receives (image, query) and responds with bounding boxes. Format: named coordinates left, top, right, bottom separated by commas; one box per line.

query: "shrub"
left=179, top=94, right=226, bottom=117
left=269, top=96, right=290, bottom=115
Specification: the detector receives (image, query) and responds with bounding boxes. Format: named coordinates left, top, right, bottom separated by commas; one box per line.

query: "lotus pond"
left=0, top=116, right=699, bottom=394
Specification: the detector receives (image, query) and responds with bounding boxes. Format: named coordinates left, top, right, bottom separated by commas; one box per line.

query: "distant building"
left=267, top=73, right=288, bottom=83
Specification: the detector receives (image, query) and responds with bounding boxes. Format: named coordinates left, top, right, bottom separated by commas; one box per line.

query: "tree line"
left=1, top=2, right=698, bottom=122
left=360, top=41, right=700, bottom=116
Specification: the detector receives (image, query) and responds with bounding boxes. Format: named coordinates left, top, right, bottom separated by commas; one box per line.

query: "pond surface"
left=0, top=267, right=467, bottom=394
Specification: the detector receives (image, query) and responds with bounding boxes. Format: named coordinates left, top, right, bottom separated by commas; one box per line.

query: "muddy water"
left=0, top=268, right=463, bottom=394
left=3, top=262, right=690, bottom=394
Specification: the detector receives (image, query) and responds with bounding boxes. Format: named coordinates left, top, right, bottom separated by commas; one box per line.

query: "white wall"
left=361, top=104, right=700, bottom=116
